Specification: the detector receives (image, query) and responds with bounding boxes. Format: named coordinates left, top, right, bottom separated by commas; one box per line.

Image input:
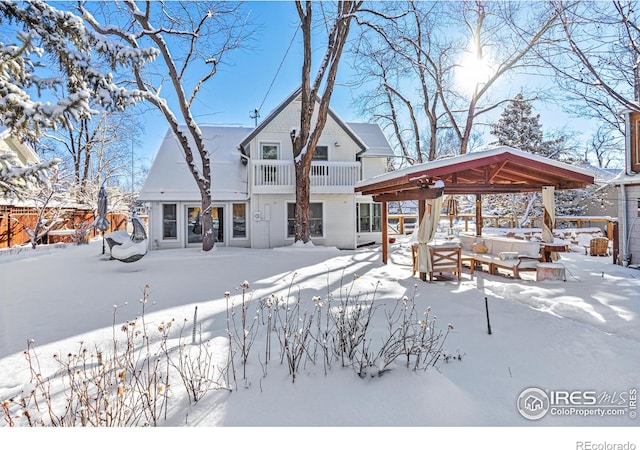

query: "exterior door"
left=186, top=205, right=224, bottom=245
left=186, top=206, right=203, bottom=244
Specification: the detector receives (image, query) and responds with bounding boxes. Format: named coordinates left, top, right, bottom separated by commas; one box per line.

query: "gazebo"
left=354, top=146, right=595, bottom=264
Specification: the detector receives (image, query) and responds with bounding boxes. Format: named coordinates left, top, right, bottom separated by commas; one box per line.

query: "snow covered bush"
left=71, top=220, right=91, bottom=245
left=1, top=279, right=458, bottom=426
left=223, top=274, right=456, bottom=384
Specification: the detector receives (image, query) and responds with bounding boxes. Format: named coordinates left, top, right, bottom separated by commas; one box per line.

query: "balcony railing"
left=252, top=160, right=361, bottom=193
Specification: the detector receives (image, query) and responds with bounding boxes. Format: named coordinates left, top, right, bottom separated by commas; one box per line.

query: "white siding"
left=248, top=100, right=361, bottom=163
left=360, top=157, right=388, bottom=181
left=622, top=185, right=640, bottom=264
left=251, top=193, right=356, bottom=249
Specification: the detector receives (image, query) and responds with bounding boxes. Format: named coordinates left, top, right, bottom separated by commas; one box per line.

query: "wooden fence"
left=0, top=205, right=128, bottom=248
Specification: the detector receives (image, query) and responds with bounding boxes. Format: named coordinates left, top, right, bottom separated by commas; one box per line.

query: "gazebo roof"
left=355, top=146, right=595, bottom=202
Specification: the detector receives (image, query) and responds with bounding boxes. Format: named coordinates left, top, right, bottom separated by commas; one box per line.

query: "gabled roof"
left=138, top=126, right=253, bottom=202
left=238, top=87, right=369, bottom=154
left=347, top=122, right=394, bottom=158
left=355, top=146, right=595, bottom=202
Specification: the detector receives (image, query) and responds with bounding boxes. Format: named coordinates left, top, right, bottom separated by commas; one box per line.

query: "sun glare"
left=456, top=48, right=493, bottom=94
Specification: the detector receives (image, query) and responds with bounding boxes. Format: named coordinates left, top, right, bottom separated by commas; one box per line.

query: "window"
left=357, top=203, right=382, bottom=232
left=313, top=146, right=328, bottom=161
left=632, top=113, right=640, bottom=172
left=287, top=202, right=323, bottom=238
left=311, top=145, right=328, bottom=177
left=260, top=143, right=279, bottom=183
left=261, top=143, right=279, bottom=160
left=232, top=203, right=247, bottom=238
left=162, top=204, right=177, bottom=239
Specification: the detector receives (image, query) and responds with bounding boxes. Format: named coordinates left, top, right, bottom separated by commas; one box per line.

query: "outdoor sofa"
left=458, top=233, right=543, bottom=279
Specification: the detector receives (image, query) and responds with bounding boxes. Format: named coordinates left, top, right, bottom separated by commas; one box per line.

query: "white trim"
left=211, top=203, right=226, bottom=247
left=312, top=144, right=330, bottom=161
left=260, top=141, right=282, bottom=160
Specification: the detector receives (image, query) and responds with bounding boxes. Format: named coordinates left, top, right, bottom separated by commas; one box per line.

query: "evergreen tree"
left=0, top=152, right=58, bottom=199
left=490, top=93, right=565, bottom=158
left=0, top=0, right=156, bottom=141
left=485, top=94, right=587, bottom=226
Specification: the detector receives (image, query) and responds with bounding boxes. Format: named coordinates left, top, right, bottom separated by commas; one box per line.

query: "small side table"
left=536, top=262, right=566, bottom=281
left=541, top=243, right=569, bottom=262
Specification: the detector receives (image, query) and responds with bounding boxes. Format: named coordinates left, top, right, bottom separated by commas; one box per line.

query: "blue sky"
left=137, top=1, right=364, bottom=168
left=135, top=1, right=597, bottom=171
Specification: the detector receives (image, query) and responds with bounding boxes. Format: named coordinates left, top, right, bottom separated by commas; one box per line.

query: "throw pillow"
left=471, top=242, right=488, bottom=254
left=498, top=251, right=519, bottom=261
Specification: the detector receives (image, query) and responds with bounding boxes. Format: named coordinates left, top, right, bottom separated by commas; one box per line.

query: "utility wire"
left=257, top=27, right=299, bottom=115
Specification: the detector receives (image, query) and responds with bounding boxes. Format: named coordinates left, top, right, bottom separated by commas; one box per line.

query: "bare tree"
left=537, top=1, right=640, bottom=140
left=352, top=1, right=447, bottom=164
left=585, top=126, right=624, bottom=169
left=41, top=108, right=142, bottom=206
left=291, top=1, right=362, bottom=244
left=14, top=168, right=66, bottom=249
left=352, top=1, right=562, bottom=157
left=80, top=1, right=252, bottom=251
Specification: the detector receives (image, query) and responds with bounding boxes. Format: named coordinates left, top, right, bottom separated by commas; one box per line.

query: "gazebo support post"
left=382, top=201, right=388, bottom=264
left=418, top=200, right=427, bottom=281
left=475, top=194, right=483, bottom=237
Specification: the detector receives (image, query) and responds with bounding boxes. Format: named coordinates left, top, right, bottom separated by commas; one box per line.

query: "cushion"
left=471, top=242, right=488, bottom=254
left=499, top=252, right=519, bottom=261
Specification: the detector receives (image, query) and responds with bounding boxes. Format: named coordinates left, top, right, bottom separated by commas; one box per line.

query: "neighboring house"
left=614, top=110, right=640, bottom=266
left=138, top=88, right=394, bottom=251
left=0, top=126, right=40, bottom=168
left=0, top=126, right=42, bottom=247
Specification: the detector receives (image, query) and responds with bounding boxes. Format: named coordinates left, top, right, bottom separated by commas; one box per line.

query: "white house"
left=138, top=89, right=394, bottom=250
left=0, top=126, right=40, bottom=169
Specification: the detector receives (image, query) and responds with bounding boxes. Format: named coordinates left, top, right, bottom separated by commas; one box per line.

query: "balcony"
left=251, top=160, right=361, bottom=194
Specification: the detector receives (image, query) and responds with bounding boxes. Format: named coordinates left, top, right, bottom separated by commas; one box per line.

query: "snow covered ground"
left=1, top=236, right=638, bottom=446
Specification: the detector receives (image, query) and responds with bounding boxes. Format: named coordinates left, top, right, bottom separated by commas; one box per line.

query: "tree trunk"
left=201, top=191, right=215, bottom=252
left=294, top=159, right=311, bottom=243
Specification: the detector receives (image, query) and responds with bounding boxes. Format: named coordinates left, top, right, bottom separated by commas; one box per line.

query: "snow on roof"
left=347, top=122, right=394, bottom=158
left=355, top=145, right=595, bottom=188
left=610, top=169, right=640, bottom=185
left=138, top=126, right=253, bottom=202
